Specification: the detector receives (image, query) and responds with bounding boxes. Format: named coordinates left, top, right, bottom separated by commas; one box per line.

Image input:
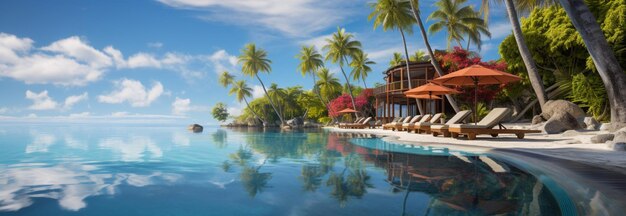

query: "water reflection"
left=99, top=136, right=162, bottom=161
left=25, top=131, right=56, bottom=153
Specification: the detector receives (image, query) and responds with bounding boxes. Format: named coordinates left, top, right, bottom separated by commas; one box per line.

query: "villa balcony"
left=373, top=79, right=429, bottom=96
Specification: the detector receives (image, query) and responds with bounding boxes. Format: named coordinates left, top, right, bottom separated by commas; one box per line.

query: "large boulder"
left=286, top=117, right=304, bottom=126
left=543, top=112, right=582, bottom=134
left=608, top=131, right=626, bottom=151
left=187, top=124, right=203, bottom=133
left=532, top=115, right=546, bottom=125
left=541, top=100, right=586, bottom=120
left=590, top=134, right=615, bottom=143
left=584, top=117, right=601, bottom=130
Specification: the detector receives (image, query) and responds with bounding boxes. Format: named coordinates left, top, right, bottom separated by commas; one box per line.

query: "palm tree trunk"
left=340, top=57, right=360, bottom=118
left=456, top=39, right=463, bottom=49
left=243, top=97, right=264, bottom=124
left=558, top=0, right=626, bottom=130
left=255, top=74, right=285, bottom=125
left=400, top=28, right=425, bottom=115
left=466, top=39, right=471, bottom=51
left=362, top=77, right=368, bottom=89
left=408, top=1, right=461, bottom=113
left=504, top=0, right=547, bottom=110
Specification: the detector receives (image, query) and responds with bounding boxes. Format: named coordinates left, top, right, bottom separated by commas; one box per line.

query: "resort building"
left=373, top=61, right=450, bottom=123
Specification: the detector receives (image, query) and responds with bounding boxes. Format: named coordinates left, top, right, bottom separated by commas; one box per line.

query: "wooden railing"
left=373, top=79, right=428, bottom=95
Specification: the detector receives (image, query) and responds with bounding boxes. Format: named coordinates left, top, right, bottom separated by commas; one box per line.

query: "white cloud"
left=26, top=90, right=58, bottom=110
left=157, top=0, right=362, bottom=37
left=63, top=92, right=88, bottom=110
left=172, top=97, right=191, bottom=115
left=148, top=42, right=163, bottom=48
left=227, top=106, right=243, bottom=116
left=41, top=36, right=113, bottom=68
left=489, top=22, right=512, bottom=39
left=207, top=49, right=238, bottom=74
left=299, top=33, right=333, bottom=51
left=126, top=53, right=162, bottom=68
left=251, top=85, right=265, bottom=99
left=68, top=112, right=90, bottom=117
left=0, top=107, right=7, bottom=114
left=98, top=79, right=164, bottom=107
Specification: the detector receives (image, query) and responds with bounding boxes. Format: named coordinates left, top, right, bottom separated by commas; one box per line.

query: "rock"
left=561, top=139, right=582, bottom=144
left=543, top=112, right=582, bottom=134
left=584, top=117, right=601, bottom=130
left=541, top=100, right=586, bottom=120
left=614, top=131, right=626, bottom=142
left=282, top=125, right=292, bottom=130
left=532, top=115, right=545, bottom=125
left=286, top=117, right=304, bottom=126
left=187, top=124, right=203, bottom=133
left=599, top=123, right=612, bottom=131
left=561, top=130, right=582, bottom=137
left=590, top=134, right=615, bottom=143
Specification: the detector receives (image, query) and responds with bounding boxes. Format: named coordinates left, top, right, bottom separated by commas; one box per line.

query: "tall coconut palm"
left=465, top=11, right=491, bottom=51
left=323, top=28, right=362, bottom=117
left=407, top=0, right=462, bottom=113
left=267, top=83, right=287, bottom=120
left=316, top=67, right=343, bottom=103
left=229, top=80, right=264, bottom=124
left=238, top=43, right=285, bottom=125
left=427, top=0, right=485, bottom=49
left=558, top=0, right=626, bottom=129
left=369, top=0, right=427, bottom=114
left=390, top=52, right=405, bottom=66
left=219, top=71, right=235, bottom=87
left=350, top=51, right=375, bottom=89
left=296, top=46, right=328, bottom=108
left=479, top=0, right=548, bottom=109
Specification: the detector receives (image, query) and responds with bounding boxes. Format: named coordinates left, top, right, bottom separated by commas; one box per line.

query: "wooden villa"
left=373, top=61, right=452, bottom=123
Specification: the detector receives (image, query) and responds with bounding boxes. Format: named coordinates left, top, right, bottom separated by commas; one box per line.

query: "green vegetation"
left=211, top=102, right=229, bottom=122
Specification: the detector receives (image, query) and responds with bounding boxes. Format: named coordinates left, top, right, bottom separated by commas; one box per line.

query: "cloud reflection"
left=99, top=136, right=162, bottom=161
left=25, top=132, right=56, bottom=153
left=0, top=164, right=179, bottom=212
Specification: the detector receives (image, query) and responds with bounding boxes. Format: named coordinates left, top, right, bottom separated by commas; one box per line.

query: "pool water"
left=0, top=125, right=568, bottom=215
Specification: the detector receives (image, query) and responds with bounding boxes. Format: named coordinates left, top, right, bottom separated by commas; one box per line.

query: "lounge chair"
left=383, top=117, right=404, bottom=130
left=395, top=115, right=422, bottom=131
left=404, top=114, right=431, bottom=132
left=413, top=113, right=443, bottom=134
left=391, top=116, right=413, bottom=131
left=369, top=120, right=382, bottom=129
left=344, top=117, right=373, bottom=129
left=431, top=110, right=472, bottom=137
left=339, top=117, right=363, bottom=128
left=448, top=108, right=541, bottom=140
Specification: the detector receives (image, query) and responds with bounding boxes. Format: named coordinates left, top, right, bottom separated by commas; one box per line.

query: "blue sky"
left=0, top=0, right=512, bottom=125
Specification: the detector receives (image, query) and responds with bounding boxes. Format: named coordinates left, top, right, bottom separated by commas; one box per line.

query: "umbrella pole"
left=429, top=92, right=433, bottom=115
left=474, top=78, right=478, bottom=125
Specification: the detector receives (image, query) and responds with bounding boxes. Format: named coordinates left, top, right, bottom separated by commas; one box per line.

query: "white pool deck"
left=326, top=123, right=626, bottom=172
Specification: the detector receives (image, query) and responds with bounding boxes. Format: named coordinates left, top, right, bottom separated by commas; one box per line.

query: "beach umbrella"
left=431, top=65, right=521, bottom=124
left=404, top=83, right=460, bottom=114
left=406, top=94, right=442, bottom=100
left=338, top=108, right=358, bottom=120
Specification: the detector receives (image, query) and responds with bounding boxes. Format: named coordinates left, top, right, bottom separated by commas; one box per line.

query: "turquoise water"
left=0, top=125, right=566, bottom=215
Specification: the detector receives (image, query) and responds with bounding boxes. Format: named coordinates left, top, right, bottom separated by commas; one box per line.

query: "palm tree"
left=323, top=28, right=362, bottom=117
left=316, top=67, right=343, bottom=103
left=370, top=0, right=427, bottom=114
left=558, top=0, right=626, bottom=129
left=267, top=83, right=287, bottom=121
left=350, top=51, right=375, bottom=89
left=410, top=50, right=429, bottom=62
left=390, top=52, right=405, bottom=66
left=407, top=0, right=462, bottom=113
left=238, top=43, right=285, bottom=125
left=465, top=10, right=491, bottom=51
left=479, top=0, right=548, bottom=109
left=427, top=0, right=485, bottom=49
left=296, top=46, right=328, bottom=109
left=229, top=80, right=264, bottom=124
left=218, top=71, right=235, bottom=87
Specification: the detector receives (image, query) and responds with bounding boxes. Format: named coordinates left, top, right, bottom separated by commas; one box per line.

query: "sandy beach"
left=326, top=123, right=626, bottom=173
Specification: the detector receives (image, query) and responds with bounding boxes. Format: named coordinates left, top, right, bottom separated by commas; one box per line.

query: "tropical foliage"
left=211, top=102, right=229, bottom=122
left=428, top=0, right=488, bottom=50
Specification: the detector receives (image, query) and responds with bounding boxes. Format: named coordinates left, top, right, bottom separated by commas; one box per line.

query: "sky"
left=0, top=0, right=513, bottom=125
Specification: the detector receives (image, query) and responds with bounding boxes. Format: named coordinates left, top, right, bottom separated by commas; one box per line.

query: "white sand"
left=326, top=123, right=626, bottom=171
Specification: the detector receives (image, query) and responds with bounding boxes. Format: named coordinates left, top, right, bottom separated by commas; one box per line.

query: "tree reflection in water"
left=211, top=129, right=228, bottom=148
left=222, top=130, right=561, bottom=215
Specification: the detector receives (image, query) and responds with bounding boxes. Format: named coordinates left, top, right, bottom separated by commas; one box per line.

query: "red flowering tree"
left=436, top=47, right=509, bottom=105
left=328, top=89, right=373, bottom=117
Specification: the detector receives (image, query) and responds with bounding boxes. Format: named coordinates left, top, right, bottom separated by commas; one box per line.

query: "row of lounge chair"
left=340, top=108, right=540, bottom=140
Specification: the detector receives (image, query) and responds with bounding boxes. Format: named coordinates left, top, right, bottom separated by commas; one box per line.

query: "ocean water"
left=0, top=124, right=569, bottom=215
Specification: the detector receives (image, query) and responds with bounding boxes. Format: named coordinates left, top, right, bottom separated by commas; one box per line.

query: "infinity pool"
left=0, top=124, right=597, bottom=215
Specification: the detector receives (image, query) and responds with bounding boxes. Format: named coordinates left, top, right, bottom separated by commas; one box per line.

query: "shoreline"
left=325, top=124, right=626, bottom=174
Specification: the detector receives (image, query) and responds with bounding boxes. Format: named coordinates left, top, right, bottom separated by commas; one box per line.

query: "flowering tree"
left=328, top=89, right=373, bottom=118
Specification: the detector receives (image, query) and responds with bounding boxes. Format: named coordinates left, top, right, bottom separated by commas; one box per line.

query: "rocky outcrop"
left=532, top=100, right=587, bottom=134
left=543, top=112, right=583, bottom=134
left=187, top=124, right=203, bottom=133
left=286, top=117, right=304, bottom=129
left=590, top=134, right=615, bottom=143
left=584, top=117, right=601, bottom=130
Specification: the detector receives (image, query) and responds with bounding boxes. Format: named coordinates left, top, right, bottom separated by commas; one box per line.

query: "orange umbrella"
left=431, top=64, right=521, bottom=124
left=404, top=83, right=460, bottom=114
left=407, top=94, right=442, bottom=100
